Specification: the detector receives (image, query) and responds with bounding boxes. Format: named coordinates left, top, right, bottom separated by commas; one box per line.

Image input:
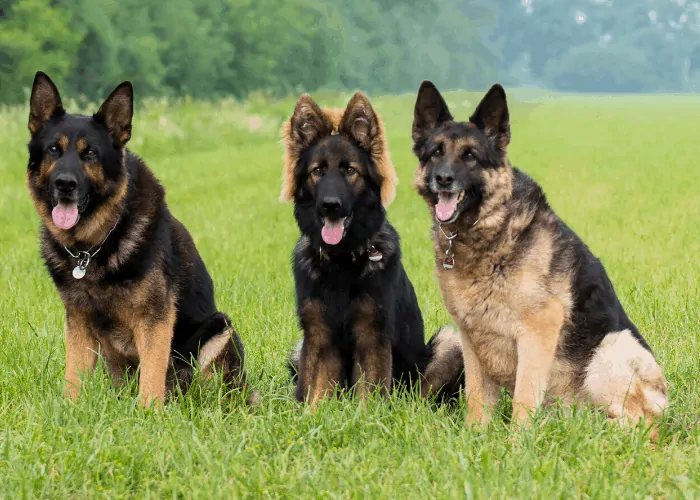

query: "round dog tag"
left=73, top=266, right=86, bottom=279
left=368, top=249, right=383, bottom=262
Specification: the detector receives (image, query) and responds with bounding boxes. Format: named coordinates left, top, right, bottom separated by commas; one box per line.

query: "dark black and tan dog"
left=26, top=72, right=254, bottom=408
left=411, top=81, right=668, bottom=428
left=282, top=92, right=463, bottom=404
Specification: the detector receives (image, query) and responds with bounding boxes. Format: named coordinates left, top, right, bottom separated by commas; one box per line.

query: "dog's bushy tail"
left=421, top=324, right=464, bottom=402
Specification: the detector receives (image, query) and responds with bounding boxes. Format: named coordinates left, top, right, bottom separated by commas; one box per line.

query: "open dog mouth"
left=320, top=212, right=353, bottom=245
left=51, top=195, right=89, bottom=230
left=435, top=191, right=465, bottom=223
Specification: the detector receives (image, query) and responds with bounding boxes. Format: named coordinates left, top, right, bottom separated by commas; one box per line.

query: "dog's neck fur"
left=433, top=164, right=540, bottom=277
left=296, top=218, right=398, bottom=280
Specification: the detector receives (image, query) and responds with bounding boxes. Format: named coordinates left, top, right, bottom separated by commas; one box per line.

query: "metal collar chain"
left=438, top=225, right=457, bottom=270
left=319, top=240, right=383, bottom=264
left=437, top=217, right=479, bottom=271
left=63, top=219, right=120, bottom=279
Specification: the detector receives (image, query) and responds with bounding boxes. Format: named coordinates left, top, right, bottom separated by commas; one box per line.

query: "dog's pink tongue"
left=52, top=202, right=79, bottom=230
left=436, top=196, right=458, bottom=222
left=321, top=220, right=344, bottom=245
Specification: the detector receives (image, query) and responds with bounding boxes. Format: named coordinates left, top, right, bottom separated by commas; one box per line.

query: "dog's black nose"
left=321, top=196, right=342, bottom=214
left=435, top=172, right=454, bottom=187
left=55, top=174, right=78, bottom=194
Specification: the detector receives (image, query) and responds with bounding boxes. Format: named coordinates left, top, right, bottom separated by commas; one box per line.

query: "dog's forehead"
left=43, top=114, right=106, bottom=144
left=311, top=135, right=363, bottom=163
left=434, top=122, right=483, bottom=146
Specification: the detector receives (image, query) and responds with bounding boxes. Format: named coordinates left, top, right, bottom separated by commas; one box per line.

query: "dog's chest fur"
left=52, top=255, right=170, bottom=362
left=433, top=222, right=572, bottom=387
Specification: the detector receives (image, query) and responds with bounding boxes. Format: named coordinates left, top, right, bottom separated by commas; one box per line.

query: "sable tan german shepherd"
left=26, top=72, right=255, bottom=408
left=411, top=81, right=669, bottom=429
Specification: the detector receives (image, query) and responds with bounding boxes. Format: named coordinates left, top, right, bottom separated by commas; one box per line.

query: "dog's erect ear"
left=412, top=81, right=453, bottom=144
left=470, top=84, right=510, bottom=151
left=280, top=94, right=333, bottom=202
left=28, top=72, right=64, bottom=134
left=340, top=91, right=398, bottom=207
left=94, top=81, right=133, bottom=147
left=339, top=91, right=380, bottom=153
left=288, top=94, right=332, bottom=149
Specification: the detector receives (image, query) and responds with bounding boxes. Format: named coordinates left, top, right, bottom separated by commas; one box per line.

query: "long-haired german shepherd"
left=412, top=81, right=668, bottom=428
left=282, top=92, right=463, bottom=403
left=26, top=72, right=255, bottom=408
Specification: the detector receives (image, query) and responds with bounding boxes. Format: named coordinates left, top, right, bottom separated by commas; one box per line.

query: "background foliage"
left=1, top=0, right=699, bottom=103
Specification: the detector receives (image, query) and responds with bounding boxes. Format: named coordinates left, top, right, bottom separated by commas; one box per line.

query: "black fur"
left=26, top=72, right=252, bottom=403
left=285, top=101, right=463, bottom=402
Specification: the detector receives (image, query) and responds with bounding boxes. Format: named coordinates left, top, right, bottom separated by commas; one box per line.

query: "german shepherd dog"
left=26, top=72, right=255, bottom=408
left=411, top=81, right=668, bottom=428
left=281, top=92, right=463, bottom=404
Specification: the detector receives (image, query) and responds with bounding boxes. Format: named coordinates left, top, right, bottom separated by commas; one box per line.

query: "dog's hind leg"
left=195, top=312, right=258, bottom=406
left=420, top=325, right=464, bottom=400
left=583, top=329, right=668, bottom=434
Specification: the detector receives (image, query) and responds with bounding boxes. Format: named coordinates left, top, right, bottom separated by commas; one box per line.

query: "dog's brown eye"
left=47, top=144, right=60, bottom=156
left=463, top=150, right=475, bottom=160
left=432, top=147, right=443, bottom=159
left=83, top=148, right=98, bottom=162
left=345, top=166, right=356, bottom=176
left=312, top=167, right=324, bottom=176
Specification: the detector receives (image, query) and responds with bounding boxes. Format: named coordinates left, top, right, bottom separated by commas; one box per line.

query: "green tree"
left=0, top=0, right=83, bottom=103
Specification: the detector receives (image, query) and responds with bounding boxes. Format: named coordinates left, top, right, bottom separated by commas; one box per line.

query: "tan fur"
left=37, top=158, right=58, bottom=187
left=76, top=137, right=88, bottom=153
left=417, top=120, right=667, bottom=427
left=297, top=300, right=343, bottom=404
left=73, top=155, right=128, bottom=246
left=133, top=299, right=176, bottom=409
left=435, top=209, right=578, bottom=423
left=512, top=298, right=565, bottom=423
left=584, top=330, right=669, bottom=423
left=63, top=308, right=100, bottom=401
left=460, top=332, right=500, bottom=425
left=197, top=330, right=231, bottom=379
left=280, top=93, right=397, bottom=207
left=59, top=260, right=178, bottom=408
left=58, top=135, right=69, bottom=151
left=351, top=299, right=391, bottom=398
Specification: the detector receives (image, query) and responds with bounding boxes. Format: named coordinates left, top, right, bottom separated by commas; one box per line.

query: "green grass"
left=0, top=90, right=698, bottom=498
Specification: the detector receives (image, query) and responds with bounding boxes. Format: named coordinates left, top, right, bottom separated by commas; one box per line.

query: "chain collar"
left=64, top=219, right=120, bottom=279
left=319, top=241, right=382, bottom=264
left=438, top=217, right=479, bottom=271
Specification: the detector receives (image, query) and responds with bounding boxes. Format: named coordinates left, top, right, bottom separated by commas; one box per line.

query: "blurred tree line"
left=496, top=0, right=700, bottom=93
left=0, top=0, right=497, bottom=103
left=0, top=0, right=699, bottom=103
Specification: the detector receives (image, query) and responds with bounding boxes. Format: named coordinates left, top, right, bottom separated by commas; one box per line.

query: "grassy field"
left=0, top=89, right=698, bottom=498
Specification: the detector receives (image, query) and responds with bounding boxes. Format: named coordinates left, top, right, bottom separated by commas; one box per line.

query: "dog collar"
left=63, top=218, right=120, bottom=279
left=437, top=216, right=479, bottom=271
left=319, top=241, right=382, bottom=264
